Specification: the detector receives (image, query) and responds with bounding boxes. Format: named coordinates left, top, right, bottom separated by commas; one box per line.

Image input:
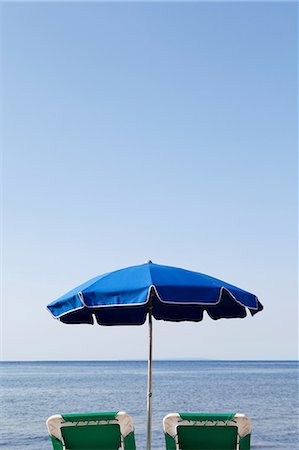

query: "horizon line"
left=1, top=358, right=298, bottom=363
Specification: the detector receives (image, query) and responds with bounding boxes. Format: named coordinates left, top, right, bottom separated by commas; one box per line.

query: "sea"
left=0, top=361, right=298, bottom=449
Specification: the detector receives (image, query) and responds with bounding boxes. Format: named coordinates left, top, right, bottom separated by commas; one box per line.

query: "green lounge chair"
left=163, top=413, right=252, bottom=450
left=46, top=411, right=136, bottom=450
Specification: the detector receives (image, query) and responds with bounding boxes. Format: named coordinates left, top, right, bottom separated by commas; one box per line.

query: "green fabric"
left=240, top=434, right=251, bottom=450
left=179, top=413, right=236, bottom=423
left=61, top=412, right=117, bottom=422
left=178, top=425, right=238, bottom=450
left=165, top=433, right=177, bottom=450
left=50, top=436, right=63, bottom=450
left=61, top=423, right=121, bottom=449
left=123, top=431, right=136, bottom=450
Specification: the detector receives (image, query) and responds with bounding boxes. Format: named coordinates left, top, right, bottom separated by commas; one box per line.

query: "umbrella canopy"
left=47, top=261, right=263, bottom=450
left=47, top=261, right=263, bottom=324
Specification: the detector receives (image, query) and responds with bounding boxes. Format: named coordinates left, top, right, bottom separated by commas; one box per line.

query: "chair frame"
left=163, top=413, right=252, bottom=450
left=47, top=411, right=136, bottom=450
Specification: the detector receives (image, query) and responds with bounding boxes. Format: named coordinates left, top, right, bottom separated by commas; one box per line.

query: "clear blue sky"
left=2, top=2, right=298, bottom=360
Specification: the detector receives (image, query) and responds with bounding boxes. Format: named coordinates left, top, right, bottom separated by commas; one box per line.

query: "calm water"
left=0, top=361, right=298, bottom=449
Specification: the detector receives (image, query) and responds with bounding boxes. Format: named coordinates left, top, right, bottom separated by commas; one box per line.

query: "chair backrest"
left=47, top=411, right=136, bottom=450
left=163, top=413, right=251, bottom=450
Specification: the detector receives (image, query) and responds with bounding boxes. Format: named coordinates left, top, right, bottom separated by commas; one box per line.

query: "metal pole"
left=146, top=308, right=153, bottom=450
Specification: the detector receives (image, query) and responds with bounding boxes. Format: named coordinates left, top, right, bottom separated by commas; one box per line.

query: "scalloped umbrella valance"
left=47, top=261, right=263, bottom=450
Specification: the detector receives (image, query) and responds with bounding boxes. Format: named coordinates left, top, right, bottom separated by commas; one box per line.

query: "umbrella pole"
left=146, top=308, right=153, bottom=450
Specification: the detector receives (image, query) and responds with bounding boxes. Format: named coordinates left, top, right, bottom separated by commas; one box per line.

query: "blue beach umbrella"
left=47, top=261, right=263, bottom=450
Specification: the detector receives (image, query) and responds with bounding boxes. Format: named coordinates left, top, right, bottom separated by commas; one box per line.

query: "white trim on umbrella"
left=47, top=284, right=259, bottom=319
